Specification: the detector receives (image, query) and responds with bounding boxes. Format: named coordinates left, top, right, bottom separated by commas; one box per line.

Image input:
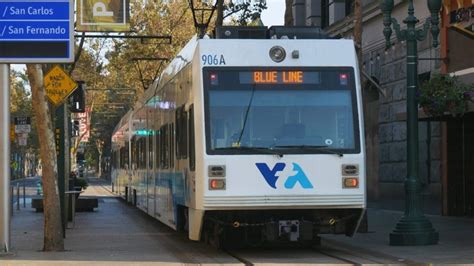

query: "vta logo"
left=255, top=163, right=314, bottom=189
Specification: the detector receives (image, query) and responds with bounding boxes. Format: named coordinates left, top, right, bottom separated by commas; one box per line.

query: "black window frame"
left=155, top=129, right=161, bottom=169
left=160, top=124, right=169, bottom=169
left=175, top=106, right=189, bottom=159
left=188, top=104, right=195, bottom=171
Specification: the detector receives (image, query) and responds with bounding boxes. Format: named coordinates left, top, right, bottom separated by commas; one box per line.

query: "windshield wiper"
left=215, top=146, right=283, bottom=157
left=273, top=145, right=344, bottom=157
left=236, top=83, right=256, bottom=145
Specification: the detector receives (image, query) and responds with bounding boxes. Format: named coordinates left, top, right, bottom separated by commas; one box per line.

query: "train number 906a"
left=202, top=54, right=226, bottom=66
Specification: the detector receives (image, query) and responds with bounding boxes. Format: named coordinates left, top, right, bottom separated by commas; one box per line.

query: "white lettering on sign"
left=9, top=7, right=54, bottom=16
left=93, top=2, right=113, bottom=17
left=8, top=26, right=23, bottom=34
left=26, top=26, right=66, bottom=34
left=28, top=7, right=54, bottom=15
left=9, top=7, right=26, bottom=15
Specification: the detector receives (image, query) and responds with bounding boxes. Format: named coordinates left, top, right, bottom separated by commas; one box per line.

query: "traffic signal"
left=71, top=120, right=80, bottom=137
left=70, top=81, right=85, bottom=113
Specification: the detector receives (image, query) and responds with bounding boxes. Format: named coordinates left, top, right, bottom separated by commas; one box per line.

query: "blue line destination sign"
left=0, top=0, right=73, bottom=63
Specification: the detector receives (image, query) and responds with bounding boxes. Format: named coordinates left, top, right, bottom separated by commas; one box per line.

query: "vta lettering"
left=255, top=163, right=314, bottom=189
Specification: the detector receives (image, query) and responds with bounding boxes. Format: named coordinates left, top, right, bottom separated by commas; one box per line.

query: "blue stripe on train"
left=155, top=171, right=185, bottom=223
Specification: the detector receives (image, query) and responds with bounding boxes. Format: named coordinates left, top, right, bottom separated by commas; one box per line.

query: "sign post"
left=0, top=0, right=74, bottom=63
left=0, top=64, right=10, bottom=252
left=0, top=0, right=73, bottom=252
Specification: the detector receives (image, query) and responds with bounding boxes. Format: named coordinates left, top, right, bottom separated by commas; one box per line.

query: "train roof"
left=112, top=26, right=354, bottom=137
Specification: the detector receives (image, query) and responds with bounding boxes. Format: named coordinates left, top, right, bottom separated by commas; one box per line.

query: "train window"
left=160, top=124, right=169, bottom=169
left=148, top=134, right=153, bottom=169
left=175, top=106, right=188, bottom=159
left=131, top=138, right=137, bottom=169
left=120, top=144, right=129, bottom=169
left=138, top=138, right=143, bottom=169
left=137, top=139, right=141, bottom=169
left=119, top=147, right=125, bottom=168
left=203, top=68, right=360, bottom=155
left=155, top=129, right=161, bottom=169
left=189, top=105, right=195, bottom=171
left=170, top=123, right=175, bottom=168
left=141, top=138, right=146, bottom=169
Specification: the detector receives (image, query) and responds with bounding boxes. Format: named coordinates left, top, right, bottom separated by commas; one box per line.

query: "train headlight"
left=209, top=179, right=226, bottom=190
left=343, top=177, right=359, bottom=188
left=269, top=46, right=286, bottom=63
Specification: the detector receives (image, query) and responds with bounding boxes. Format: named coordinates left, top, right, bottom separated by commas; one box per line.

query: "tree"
left=66, top=0, right=195, bottom=174
left=215, top=0, right=267, bottom=27
left=10, top=70, right=39, bottom=178
left=26, top=64, right=64, bottom=251
left=353, top=0, right=362, bottom=65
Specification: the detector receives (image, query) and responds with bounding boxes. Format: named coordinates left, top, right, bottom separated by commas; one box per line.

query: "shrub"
left=74, top=178, right=89, bottom=191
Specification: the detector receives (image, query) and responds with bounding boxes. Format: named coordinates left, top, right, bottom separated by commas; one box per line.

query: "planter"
left=418, top=74, right=473, bottom=118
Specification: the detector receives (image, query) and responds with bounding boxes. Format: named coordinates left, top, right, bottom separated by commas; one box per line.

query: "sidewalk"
left=322, top=208, right=474, bottom=264
left=1, top=178, right=239, bottom=265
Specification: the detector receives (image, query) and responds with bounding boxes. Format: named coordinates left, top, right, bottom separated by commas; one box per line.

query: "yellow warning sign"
left=10, top=124, right=15, bottom=142
left=44, top=65, right=78, bottom=106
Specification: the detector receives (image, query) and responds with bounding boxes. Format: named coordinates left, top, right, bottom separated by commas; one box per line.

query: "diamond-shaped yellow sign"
left=44, top=65, right=78, bottom=106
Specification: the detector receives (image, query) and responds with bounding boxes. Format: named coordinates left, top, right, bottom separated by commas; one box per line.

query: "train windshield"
left=204, top=68, right=360, bottom=155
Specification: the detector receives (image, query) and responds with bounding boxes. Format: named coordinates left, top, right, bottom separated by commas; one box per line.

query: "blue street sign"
left=0, top=2, right=69, bottom=20
left=0, top=21, right=70, bottom=39
left=0, top=0, right=73, bottom=63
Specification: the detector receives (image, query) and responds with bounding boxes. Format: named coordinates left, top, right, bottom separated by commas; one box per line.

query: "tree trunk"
left=216, top=0, right=224, bottom=27
left=284, top=0, right=293, bottom=26
left=353, top=0, right=362, bottom=66
left=26, top=64, right=64, bottom=251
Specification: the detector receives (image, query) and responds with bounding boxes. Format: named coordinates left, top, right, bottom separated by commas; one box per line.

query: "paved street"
left=1, top=177, right=473, bottom=265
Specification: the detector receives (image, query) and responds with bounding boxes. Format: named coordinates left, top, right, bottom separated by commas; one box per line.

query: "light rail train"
left=111, top=26, right=366, bottom=246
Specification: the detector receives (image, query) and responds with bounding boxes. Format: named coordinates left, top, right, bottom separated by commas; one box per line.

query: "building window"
left=322, top=0, right=354, bottom=28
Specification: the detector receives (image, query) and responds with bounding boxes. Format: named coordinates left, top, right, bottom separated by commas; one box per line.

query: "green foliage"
left=223, top=0, right=267, bottom=26
left=74, top=178, right=89, bottom=191
left=418, top=74, right=474, bottom=117
left=10, top=69, right=40, bottom=159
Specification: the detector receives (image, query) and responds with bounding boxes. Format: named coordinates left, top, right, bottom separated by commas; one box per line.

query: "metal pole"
left=16, top=184, right=19, bottom=211
left=10, top=186, right=13, bottom=216
left=23, top=179, right=26, bottom=208
left=388, top=0, right=438, bottom=246
left=0, top=64, right=11, bottom=252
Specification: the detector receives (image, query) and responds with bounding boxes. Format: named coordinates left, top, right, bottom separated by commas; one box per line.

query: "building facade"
left=293, top=0, right=474, bottom=216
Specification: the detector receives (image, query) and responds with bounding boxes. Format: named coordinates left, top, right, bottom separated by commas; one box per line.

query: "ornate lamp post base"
left=390, top=216, right=439, bottom=245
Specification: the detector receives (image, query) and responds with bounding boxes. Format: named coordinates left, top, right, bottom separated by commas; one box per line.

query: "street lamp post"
left=380, top=0, right=442, bottom=246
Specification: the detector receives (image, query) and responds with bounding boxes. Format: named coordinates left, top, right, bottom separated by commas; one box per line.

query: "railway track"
left=223, top=241, right=414, bottom=265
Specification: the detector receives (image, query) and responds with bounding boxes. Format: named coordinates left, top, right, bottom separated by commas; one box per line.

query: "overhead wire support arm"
left=132, top=58, right=169, bottom=92
left=188, top=0, right=219, bottom=38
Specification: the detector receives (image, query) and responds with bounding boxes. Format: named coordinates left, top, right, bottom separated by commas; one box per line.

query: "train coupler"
left=265, top=220, right=314, bottom=242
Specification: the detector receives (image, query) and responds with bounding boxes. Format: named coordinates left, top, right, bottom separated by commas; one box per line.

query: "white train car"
left=111, top=27, right=366, bottom=246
